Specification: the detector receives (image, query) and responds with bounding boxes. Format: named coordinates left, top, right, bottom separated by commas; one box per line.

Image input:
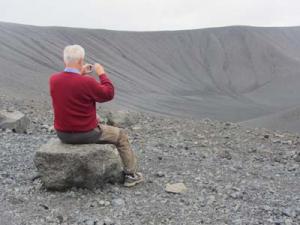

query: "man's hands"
left=80, top=63, right=105, bottom=76
left=94, top=63, right=105, bottom=76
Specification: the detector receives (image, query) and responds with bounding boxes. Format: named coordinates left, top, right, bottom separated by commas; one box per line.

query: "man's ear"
left=79, top=58, right=84, bottom=66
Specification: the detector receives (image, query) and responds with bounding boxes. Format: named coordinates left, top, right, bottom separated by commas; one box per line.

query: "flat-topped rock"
left=101, top=110, right=139, bottom=128
left=34, top=139, right=123, bottom=190
left=0, top=110, right=29, bottom=133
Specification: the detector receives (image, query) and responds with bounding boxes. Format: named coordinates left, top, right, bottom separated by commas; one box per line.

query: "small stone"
left=56, top=214, right=67, bottom=224
left=287, top=165, right=297, bottom=171
left=99, top=200, right=105, bottom=206
left=282, top=208, right=296, bottom=218
left=135, top=191, right=142, bottom=196
left=48, top=125, right=55, bottom=132
left=229, top=191, right=242, bottom=199
left=281, top=140, right=293, bottom=145
left=219, top=150, right=232, bottom=160
left=284, top=218, right=293, bottom=225
left=156, top=171, right=165, bottom=177
left=294, top=153, right=300, bottom=162
left=262, top=205, right=272, bottom=211
left=88, top=200, right=98, bottom=208
left=103, top=217, right=115, bottom=225
left=84, top=219, right=97, bottom=225
left=111, top=198, right=125, bottom=207
left=272, top=139, right=281, bottom=144
left=273, top=221, right=283, bottom=225
left=275, top=133, right=285, bottom=138
left=41, top=124, right=49, bottom=129
left=165, top=183, right=187, bottom=194
left=39, top=204, right=49, bottom=210
left=132, top=126, right=141, bottom=130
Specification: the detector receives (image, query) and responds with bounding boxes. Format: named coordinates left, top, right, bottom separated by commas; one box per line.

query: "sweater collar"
left=64, top=67, right=81, bottom=74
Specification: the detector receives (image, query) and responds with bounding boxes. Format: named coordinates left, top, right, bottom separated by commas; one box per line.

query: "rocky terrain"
left=0, top=95, right=299, bottom=225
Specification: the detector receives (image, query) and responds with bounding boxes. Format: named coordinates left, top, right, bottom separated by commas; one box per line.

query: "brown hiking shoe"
left=124, top=172, right=144, bottom=187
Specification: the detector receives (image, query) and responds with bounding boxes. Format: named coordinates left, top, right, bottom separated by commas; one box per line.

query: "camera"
left=85, top=64, right=93, bottom=73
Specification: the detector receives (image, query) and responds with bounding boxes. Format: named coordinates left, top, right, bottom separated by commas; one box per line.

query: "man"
left=49, top=44, right=144, bottom=187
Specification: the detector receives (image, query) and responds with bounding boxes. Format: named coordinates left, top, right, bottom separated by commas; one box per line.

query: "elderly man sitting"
left=49, top=44, right=144, bottom=187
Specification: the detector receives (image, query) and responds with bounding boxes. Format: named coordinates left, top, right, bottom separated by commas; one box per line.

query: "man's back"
left=50, top=71, right=114, bottom=132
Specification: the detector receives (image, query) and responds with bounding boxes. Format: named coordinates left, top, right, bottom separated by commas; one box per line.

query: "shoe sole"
left=123, top=177, right=145, bottom=187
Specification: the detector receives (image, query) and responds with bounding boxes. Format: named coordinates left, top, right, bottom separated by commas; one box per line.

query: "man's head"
left=63, top=45, right=85, bottom=69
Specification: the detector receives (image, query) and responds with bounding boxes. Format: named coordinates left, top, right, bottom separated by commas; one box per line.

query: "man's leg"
left=95, top=124, right=143, bottom=187
left=96, top=124, right=137, bottom=175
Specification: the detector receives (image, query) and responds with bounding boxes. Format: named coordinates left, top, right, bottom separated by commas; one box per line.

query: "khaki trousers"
left=56, top=124, right=137, bottom=175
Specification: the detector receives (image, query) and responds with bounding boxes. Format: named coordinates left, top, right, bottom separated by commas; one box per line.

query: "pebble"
left=282, top=208, right=296, bottom=218
left=219, top=150, right=232, bottom=160
left=165, top=183, right=187, bottom=194
left=103, top=217, right=115, bottom=225
left=155, top=171, right=165, bottom=177
left=111, top=198, right=125, bottom=207
left=294, top=153, right=300, bottom=162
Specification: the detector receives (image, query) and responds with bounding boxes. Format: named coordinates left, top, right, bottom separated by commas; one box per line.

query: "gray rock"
left=0, top=110, right=30, bottom=133
left=83, top=219, right=97, bottom=225
left=282, top=208, right=296, bottom=218
left=103, top=217, right=115, bottom=225
left=219, top=150, right=232, bottom=160
left=34, top=139, right=123, bottom=190
left=294, top=152, right=300, bottom=162
left=165, top=183, right=187, bottom=194
left=102, top=110, right=138, bottom=128
left=111, top=198, right=125, bottom=207
left=156, top=171, right=165, bottom=177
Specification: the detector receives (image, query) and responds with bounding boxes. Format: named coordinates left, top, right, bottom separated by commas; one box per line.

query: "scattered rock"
left=98, top=200, right=105, bottom=207
left=41, top=124, right=55, bottom=133
left=219, top=150, right=232, bottom=160
left=0, top=110, right=30, bottom=133
left=82, top=219, right=98, bottom=225
left=103, top=217, right=115, bottom=225
left=294, top=152, right=300, bottom=162
left=111, top=198, right=125, bottom=207
left=282, top=208, right=297, bottom=218
left=156, top=171, right=165, bottom=177
left=34, top=138, right=123, bottom=190
left=101, top=110, right=138, bottom=128
left=39, top=204, right=49, bottom=210
left=165, top=183, right=187, bottom=194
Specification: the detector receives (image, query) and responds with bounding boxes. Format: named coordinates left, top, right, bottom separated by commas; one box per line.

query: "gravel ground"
left=0, top=95, right=300, bottom=225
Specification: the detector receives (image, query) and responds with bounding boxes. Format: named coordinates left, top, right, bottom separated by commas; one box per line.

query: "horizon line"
left=1, top=20, right=300, bottom=33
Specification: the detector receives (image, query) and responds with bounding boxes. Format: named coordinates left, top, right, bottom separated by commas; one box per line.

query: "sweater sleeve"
left=85, top=73, right=115, bottom=103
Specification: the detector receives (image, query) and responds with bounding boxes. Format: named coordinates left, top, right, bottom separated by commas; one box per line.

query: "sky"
left=0, top=0, right=300, bottom=31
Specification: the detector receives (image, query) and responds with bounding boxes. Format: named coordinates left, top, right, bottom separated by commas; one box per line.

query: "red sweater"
left=49, top=72, right=114, bottom=132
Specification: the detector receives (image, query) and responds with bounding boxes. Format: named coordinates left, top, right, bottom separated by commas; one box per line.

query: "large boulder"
left=34, top=139, right=123, bottom=190
left=101, top=110, right=139, bottom=128
left=0, top=110, right=30, bottom=133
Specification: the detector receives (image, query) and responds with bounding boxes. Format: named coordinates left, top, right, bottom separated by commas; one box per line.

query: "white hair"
left=63, top=45, right=85, bottom=64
